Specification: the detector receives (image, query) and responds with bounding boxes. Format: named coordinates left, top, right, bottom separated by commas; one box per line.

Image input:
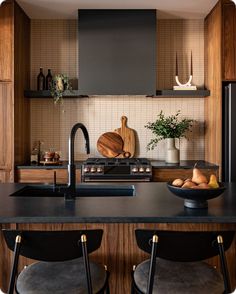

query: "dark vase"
left=37, top=68, right=45, bottom=90
left=46, top=69, right=52, bottom=90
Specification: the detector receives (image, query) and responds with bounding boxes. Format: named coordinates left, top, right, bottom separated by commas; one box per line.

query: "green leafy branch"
left=50, top=74, right=72, bottom=104
left=145, top=110, right=194, bottom=150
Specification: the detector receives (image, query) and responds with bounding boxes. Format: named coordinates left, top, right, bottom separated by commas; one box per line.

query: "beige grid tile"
left=30, top=19, right=205, bottom=161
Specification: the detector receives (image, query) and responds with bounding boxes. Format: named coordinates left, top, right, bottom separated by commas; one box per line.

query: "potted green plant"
left=50, top=74, right=72, bottom=103
left=145, top=110, right=193, bottom=163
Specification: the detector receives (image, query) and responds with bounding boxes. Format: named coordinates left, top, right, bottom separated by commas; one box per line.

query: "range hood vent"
left=78, top=9, right=156, bottom=95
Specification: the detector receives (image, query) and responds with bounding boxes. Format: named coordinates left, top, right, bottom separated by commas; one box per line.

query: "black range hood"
left=78, top=9, right=156, bottom=95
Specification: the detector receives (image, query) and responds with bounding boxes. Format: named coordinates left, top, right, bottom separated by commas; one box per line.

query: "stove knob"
left=139, top=167, right=145, bottom=173
left=132, top=167, right=138, bottom=173
left=90, top=167, right=97, bottom=173
left=97, top=167, right=103, bottom=173
left=145, top=167, right=152, bottom=173
left=83, top=167, right=90, bottom=173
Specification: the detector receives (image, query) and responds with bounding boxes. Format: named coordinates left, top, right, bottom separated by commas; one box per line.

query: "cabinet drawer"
left=152, top=168, right=219, bottom=182
left=16, top=168, right=81, bottom=184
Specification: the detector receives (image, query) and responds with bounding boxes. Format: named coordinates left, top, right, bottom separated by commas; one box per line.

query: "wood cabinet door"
left=0, top=2, right=13, bottom=81
left=16, top=168, right=81, bottom=184
left=0, top=170, right=12, bottom=183
left=0, top=83, right=13, bottom=170
left=222, top=2, right=236, bottom=80
left=152, top=168, right=219, bottom=182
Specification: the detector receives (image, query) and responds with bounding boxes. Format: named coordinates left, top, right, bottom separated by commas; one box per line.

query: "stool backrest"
left=135, top=230, right=235, bottom=262
left=3, top=229, right=103, bottom=262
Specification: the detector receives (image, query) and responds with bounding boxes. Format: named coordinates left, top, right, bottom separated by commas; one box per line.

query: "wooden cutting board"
left=97, top=132, right=131, bottom=158
left=114, top=116, right=135, bottom=158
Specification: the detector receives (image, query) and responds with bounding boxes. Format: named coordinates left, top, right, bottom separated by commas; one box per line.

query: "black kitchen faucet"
left=64, top=123, right=90, bottom=200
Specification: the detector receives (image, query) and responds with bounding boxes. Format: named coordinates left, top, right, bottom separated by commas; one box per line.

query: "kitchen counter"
left=0, top=182, right=235, bottom=293
left=16, top=160, right=218, bottom=169
left=0, top=182, right=234, bottom=223
left=15, top=160, right=219, bottom=184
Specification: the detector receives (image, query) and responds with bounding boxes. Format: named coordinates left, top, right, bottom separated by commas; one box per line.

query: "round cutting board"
left=97, top=132, right=130, bottom=158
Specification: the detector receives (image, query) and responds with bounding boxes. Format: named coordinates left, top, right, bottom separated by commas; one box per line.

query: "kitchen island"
left=0, top=182, right=235, bottom=293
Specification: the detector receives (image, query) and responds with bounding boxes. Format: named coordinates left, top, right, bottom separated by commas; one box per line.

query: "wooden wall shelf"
left=24, top=90, right=88, bottom=98
left=149, top=89, right=210, bottom=98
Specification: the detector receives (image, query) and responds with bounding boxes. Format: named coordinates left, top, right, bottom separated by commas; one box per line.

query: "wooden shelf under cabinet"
left=16, top=168, right=81, bottom=184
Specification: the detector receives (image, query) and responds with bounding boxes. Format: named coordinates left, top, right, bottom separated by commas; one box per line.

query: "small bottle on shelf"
left=46, top=69, right=52, bottom=90
left=37, top=67, right=45, bottom=90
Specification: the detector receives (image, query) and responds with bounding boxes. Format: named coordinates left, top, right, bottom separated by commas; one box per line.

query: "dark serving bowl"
left=167, top=182, right=226, bottom=209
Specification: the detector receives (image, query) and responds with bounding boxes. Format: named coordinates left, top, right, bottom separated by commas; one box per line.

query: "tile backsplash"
left=30, top=19, right=205, bottom=161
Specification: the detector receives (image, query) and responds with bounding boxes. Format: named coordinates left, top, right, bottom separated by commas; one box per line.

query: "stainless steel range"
left=82, top=158, right=152, bottom=182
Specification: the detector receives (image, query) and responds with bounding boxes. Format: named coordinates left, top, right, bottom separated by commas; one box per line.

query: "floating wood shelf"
left=148, top=89, right=210, bottom=98
left=24, top=90, right=88, bottom=98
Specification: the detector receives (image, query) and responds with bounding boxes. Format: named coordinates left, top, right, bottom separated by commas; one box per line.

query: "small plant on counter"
left=50, top=74, right=72, bottom=104
left=145, top=110, right=193, bottom=150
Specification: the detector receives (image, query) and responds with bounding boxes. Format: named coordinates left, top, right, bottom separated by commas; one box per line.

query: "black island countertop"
left=0, top=182, right=235, bottom=224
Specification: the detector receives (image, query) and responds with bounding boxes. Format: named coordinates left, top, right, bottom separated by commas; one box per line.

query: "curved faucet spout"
left=69, top=123, right=90, bottom=165
left=66, top=123, right=90, bottom=200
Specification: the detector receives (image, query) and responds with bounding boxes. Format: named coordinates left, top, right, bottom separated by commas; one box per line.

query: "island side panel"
left=0, top=223, right=235, bottom=294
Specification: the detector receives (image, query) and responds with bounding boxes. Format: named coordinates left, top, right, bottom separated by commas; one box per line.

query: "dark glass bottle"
left=37, top=68, right=45, bottom=90
left=46, top=69, right=52, bottom=90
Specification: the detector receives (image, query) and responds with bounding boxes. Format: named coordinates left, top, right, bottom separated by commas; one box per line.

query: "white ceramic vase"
left=166, top=138, right=180, bottom=163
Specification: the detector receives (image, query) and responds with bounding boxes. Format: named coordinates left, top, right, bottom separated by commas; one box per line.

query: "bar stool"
left=3, top=229, right=109, bottom=294
left=132, top=229, right=235, bottom=294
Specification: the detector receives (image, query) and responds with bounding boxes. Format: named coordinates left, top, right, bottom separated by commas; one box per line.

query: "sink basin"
left=10, top=184, right=135, bottom=197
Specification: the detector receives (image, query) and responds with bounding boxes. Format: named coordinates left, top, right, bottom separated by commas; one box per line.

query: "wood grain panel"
left=222, top=1, right=236, bottom=80
left=0, top=170, right=11, bottom=183
left=204, top=1, right=222, bottom=177
left=0, top=223, right=235, bottom=293
left=0, top=1, right=13, bottom=81
left=16, top=168, right=81, bottom=183
left=0, top=83, right=13, bottom=170
left=13, top=1, right=31, bottom=165
left=153, top=168, right=219, bottom=182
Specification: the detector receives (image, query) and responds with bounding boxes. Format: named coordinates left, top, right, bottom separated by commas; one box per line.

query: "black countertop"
left=0, top=182, right=235, bottom=224
left=16, top=160, right=218, bottom=170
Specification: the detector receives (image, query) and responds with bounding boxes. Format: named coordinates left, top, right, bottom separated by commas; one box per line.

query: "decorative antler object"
left=174, top=51, right=196, bottom=90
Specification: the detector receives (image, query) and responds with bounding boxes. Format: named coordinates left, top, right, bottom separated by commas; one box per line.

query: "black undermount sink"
left=10, top=184, right=135, bottom=197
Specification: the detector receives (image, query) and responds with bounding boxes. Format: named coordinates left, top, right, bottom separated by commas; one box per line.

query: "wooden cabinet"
left=0, top=1, right=13, bottom=81
left=0, top=83, right=13, bottom=170
left=204, top=0, right=236, bottom=175
left=0, top=82, right=13, bottom=182
left=0, top=170, right=11, bottom=183
left=0, top=1, right=30, bottom=182
left=16, top=166, right=218, bottom=183
left=16, top=168, right=81, bottom=184
left=222, top=1, right=236, bottom=80
left=152, top=167, right=219, bottom=182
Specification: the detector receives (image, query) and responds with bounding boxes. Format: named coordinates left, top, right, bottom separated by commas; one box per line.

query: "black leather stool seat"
left=134, top=258, right=224, bottom=294
left=16, top=258, right=107, bottom=294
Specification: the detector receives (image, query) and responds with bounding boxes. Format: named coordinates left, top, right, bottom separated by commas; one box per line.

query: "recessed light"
left=0, top=0, right=6, bottom=5
left=231, top=0, right=236, bottom=5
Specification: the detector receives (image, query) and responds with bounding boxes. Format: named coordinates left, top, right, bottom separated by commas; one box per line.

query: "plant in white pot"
left=145, top=110, right=193, bottom=163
